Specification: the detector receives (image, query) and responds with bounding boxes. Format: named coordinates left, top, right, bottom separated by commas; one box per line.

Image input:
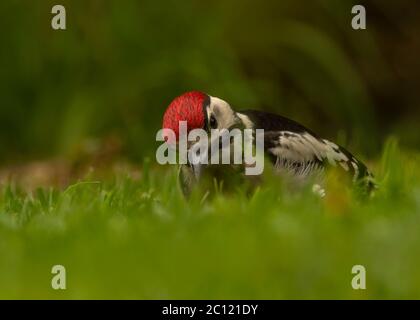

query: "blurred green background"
left=0, top=0, right=419, bottom=167
left=1, top=0, right=420, bottom=300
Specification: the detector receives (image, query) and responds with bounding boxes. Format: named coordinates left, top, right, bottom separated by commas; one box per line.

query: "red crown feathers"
left=162, top=91, right=207, bottom=143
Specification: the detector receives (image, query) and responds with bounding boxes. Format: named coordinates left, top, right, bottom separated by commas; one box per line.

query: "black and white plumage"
left=162, top=92, right=375, bottom=197
left=238, top=109, right=373, bottom=183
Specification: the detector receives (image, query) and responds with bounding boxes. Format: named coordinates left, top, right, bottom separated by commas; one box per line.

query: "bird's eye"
left=209, top=114, right=217, bottom=129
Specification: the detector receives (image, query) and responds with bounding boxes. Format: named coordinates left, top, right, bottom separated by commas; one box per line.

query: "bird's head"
left=162, top=91, right=241, bottom=145
left=162, top=91, right=243, bottom=179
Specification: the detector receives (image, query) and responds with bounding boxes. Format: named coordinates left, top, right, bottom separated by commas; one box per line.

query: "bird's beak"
left=187, top=130, right=230, bottom=180
left=188, top=140, right=207, bottom=180
left=191, top=161, right=202, bottom=180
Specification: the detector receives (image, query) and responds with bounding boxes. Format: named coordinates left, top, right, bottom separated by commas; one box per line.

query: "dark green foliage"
left=0, top=0, right=419, bottom=162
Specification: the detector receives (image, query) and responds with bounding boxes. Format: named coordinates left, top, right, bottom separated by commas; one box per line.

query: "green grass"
left=0, top=138, right=420, bottom=299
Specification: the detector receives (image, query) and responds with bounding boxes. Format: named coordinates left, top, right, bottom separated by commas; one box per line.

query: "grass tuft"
left=0, top=140, right=419, bottom=299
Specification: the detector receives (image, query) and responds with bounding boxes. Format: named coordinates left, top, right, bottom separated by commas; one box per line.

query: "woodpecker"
left=162, top=91, right=375, bottom=197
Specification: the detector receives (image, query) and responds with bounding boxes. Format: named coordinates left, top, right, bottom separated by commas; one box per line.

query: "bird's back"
left=240, top=109, right=376, bottom=192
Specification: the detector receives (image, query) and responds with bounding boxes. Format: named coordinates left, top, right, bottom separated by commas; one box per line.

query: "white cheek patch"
left=208, top=96, right=237, bottom=129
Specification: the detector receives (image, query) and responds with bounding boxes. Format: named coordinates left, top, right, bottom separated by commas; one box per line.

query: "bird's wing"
left=238, top=109, right=370, bottom=180
left=264, top=130, right=365, bottom=180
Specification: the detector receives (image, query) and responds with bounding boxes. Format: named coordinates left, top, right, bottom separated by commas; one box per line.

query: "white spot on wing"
left=351, top=161, right=359, bottom=182
left=270, top=132, right=326, bottom=163
left=269, top=132, right=349, bottom=166
left=322, top=139, right=349, bottom=165
left=339, top=161, right=349, bottom=171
